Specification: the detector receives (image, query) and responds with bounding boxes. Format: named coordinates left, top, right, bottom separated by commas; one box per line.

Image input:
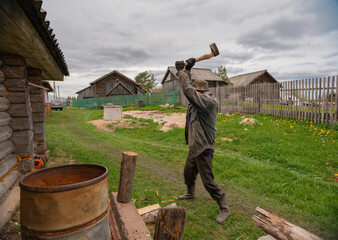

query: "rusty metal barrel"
left=20, top=163, right=111, bottom=240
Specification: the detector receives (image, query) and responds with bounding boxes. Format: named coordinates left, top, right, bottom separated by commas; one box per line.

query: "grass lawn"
left=45, top=106, right=337, bottom=240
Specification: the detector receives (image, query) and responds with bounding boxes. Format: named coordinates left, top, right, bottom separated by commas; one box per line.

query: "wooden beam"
left=252, top=207, right=323, bottom=240
left=138, top=203, right=161, bottom=216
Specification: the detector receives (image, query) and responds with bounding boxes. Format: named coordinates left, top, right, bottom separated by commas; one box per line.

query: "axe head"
left=210, top=43, right=219, bottom=56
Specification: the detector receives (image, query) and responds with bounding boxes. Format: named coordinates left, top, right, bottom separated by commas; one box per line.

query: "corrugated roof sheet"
left=162, top=67, right=223, bottom=84
left=17, top=0, right=69, bottom=76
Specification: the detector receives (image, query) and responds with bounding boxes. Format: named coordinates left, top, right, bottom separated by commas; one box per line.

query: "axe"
left=184, top=43, right=219, bottom=66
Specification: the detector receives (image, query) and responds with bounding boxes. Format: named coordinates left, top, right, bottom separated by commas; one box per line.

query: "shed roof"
left=75, top=85, right=93, bottom=94
left=228, top=70, right=277, bottom=86
left=90, top=70, right=141, bottom=86
left=161, top=67, right=224, bottom=84
left=42, top=81, right=53, bottom=92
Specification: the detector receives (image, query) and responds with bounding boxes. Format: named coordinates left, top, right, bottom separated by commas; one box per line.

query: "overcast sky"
left=42, top=0, right=338, bottom=98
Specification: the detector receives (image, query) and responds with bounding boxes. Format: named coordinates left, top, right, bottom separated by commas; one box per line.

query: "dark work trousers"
left=184, top=149, right=224, bottom=201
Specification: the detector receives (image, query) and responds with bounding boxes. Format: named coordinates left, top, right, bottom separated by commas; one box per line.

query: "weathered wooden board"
left=10, top=130, right=33, bottom=146
left=0, top=140, right=15, bottom=160
left=5, top=79, right=27, bottom=92
left=31, top=102, right=44, bottom=113
left=9, top=117, right=32, bottom=131
left=8, top=103, right=32, bottom=117
left=0, top=126, right=13, bottom=143
left=154, top=208, right=186, bottom=240
left=0, top=112, right=11, bottom=127
left=252, top=207, right=323, bottom=240
left=0, top=154, right=17, bottom=179
left=0, top=98, right=10, bottom=111
left=1, top=66, right=26, bottom=79
left=138, top=204, right=161, bottom=216
left=6, top=91, right=30, bottom=104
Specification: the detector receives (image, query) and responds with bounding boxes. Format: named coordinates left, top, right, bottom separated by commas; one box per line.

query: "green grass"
left=45, top=107, right=338, bottom=240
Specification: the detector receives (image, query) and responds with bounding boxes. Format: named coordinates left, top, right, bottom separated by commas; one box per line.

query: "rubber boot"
left=216, top=195, right=231, bottom=224
left=178, top=185, right=195, bottom=200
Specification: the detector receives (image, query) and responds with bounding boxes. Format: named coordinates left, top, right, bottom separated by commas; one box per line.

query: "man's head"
left=192, top=79, right=209, bottom=93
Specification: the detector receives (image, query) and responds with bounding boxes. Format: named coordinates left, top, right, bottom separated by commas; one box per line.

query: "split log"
left=6, top=91, right=30, bottom=104
left=31, top=102, right=44, bottom=113
left=142, top=203, right=177, bottom=224
left=0, top=171, right=19, bottom=201
left=252, top=207, right=323, bottom=240
left=117, top=152, right=137, bottom=203
left=0, top=70, right=5, bottom=83
left=0, top=112, right=11, bottom=127
left=8, top=103, right=32, bottom=117
left=0, top=126, right=13, bottom=142
left=5, top=79, right=28, bottom=92
left=0, top=98, right=10, bottom=111
left=33, top=122, right=45, bottom=135
left=10, top=130, right=33, bottom=146
left=9, top=117, right=33, bottom=131
left=0, top=140, right=15, bottom=161
left=0, top=154, right=17, bottom=179
left=0, top=84, right=6, bottom=96
left=154, top=208, right=186, bottom=240
left=1, top=66, right=26, bottom=79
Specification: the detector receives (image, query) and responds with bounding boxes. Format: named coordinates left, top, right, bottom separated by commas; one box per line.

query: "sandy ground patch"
left=89, top=110, right=186, bottom=132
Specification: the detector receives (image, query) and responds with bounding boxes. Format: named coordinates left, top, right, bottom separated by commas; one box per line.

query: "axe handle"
left=184, top=52, right=215, bottom=66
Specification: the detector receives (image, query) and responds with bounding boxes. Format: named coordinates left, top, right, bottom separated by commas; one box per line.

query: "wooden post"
left=117, top=152, right=138, bottom=203
left=252, top=207, right=323, bottom=240
left=154, top=208, right=186, bottom=240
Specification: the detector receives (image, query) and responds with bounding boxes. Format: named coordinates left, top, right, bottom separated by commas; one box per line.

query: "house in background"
left=228, top=69, right=277, bottom=86
left=76, top=70, right=145, bottom=99
left=0, top=0, right=68, bottom=230
left=161, top=66, right=226, bottom=105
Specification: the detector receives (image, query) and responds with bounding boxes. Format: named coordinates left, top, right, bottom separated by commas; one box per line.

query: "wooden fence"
left=218, top=76, right=337, bottom=124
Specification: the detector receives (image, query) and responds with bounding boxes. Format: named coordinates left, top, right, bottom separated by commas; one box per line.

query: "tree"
left=214, top=66, right=230, bottom=84
left=134, top=71, right=157, bottom=92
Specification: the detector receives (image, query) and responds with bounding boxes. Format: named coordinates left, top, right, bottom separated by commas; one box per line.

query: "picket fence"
left=218, top=76, right=337, bottom=124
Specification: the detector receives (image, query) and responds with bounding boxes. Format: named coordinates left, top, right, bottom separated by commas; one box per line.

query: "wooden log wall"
left=28, top=68, right=47, bottom=157
left=219, top=76, right=337, bottom=124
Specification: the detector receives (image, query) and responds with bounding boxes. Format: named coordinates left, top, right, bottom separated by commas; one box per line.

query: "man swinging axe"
left=175, top=45, right=230, bottom=224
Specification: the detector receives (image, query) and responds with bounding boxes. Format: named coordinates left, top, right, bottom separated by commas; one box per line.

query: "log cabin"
left=0, top=0, right=68, bottom=230
left=76, top=70, right=145, bottom=99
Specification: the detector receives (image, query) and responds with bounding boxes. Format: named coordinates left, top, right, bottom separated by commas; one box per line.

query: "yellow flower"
left=326, top=162, right=329, bottom=165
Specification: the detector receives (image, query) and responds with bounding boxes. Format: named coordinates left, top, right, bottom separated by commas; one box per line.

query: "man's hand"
left=175, top=61, right=185, bottom=71
left=185, top=58, right=195, bottom=70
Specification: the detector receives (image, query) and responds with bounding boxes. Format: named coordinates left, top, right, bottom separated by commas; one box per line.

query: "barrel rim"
left=19, top=163, right=108, bottom=193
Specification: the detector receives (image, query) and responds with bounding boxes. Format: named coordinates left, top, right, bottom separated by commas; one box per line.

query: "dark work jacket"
left=177, top=70, right=218, bottom=158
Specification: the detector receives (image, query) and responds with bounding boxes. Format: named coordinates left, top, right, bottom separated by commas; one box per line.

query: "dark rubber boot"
left=178, top=185, right=195, bottom=200
left=216, top=195, right=231, bottom=224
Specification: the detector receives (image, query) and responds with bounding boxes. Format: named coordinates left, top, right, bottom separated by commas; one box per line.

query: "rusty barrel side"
left=20, top=164, right=111, bottom=240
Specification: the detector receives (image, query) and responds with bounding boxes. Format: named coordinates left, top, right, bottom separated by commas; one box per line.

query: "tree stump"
left=117, top=152, right=137, bottom=203
left=154, top=208, right=186, bottom=240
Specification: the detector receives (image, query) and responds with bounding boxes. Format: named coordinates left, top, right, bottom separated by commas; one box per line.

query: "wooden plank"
left=320, top=78, right=324, bottom=123
left=141, top=203, right=177, bottom=224
left=304, top=79, right=308, bottom=120
left=315, top=78, right=318, bottom=123
left=0, top=112, right=11, bottom=127
left=336, top=75, right=338, bottom=121
left=0, top=126, right=13, bottom=143
left=252, top=207, right=323, bottom=240
left=329, top=76, right=335, bottom=123
left=310, top=78, right=314, bottom=121
left=325, top=77, right=330, bottom=123
left=154, top=208, right=186, bottom=240
left=117, top=152, right=138, bottom=203
left=138, top=203, right=161, bottom=216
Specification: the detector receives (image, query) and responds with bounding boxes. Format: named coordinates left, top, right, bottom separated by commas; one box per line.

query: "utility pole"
left=58, top=86, right=60, bottom=99
left=53, top=81, right=56, bottom=99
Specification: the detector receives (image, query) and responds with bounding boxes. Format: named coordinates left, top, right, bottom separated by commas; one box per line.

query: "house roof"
left=228, top=70, right=277, bottom=86
left=105, top=82, right=133, bottom=96
left=90, top=70, right=141, bottom=86
left=42, top=81, right=53, bottom=92
left=17, top=0, right=69, bottom=76
left=75, top=85, right=93, bottom=94
left=161, top=67, right=224, bottom=84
